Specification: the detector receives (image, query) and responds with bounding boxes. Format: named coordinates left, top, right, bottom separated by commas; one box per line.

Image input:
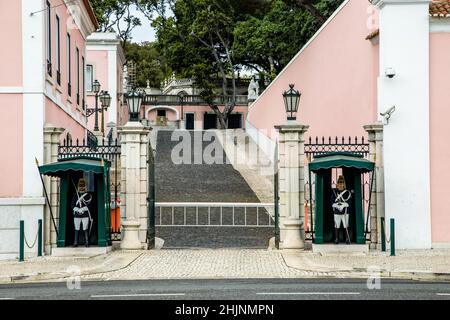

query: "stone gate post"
left=364, top=122, right=384, bottom=250
left=118, top=122, right=151, bottom=250
left=275, top=123, right=309, bottom=249
left=43, top=125, right=65, bottom=254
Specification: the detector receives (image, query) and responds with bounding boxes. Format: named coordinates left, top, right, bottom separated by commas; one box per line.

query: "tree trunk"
left=217, top=113, right=228, bottom=129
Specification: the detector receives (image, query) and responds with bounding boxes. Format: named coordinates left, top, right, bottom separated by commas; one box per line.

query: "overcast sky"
left=114, top=6, right=158, bottom=44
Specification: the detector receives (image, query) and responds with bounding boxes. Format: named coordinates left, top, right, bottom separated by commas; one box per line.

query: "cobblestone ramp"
left=154, top=130, right=273, bottom=248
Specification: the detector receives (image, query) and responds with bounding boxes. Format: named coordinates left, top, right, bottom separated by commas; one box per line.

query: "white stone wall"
left=376, top=0, right=431, bottom=249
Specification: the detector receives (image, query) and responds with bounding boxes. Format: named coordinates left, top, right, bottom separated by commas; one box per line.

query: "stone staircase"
left=214, top=129, right=275, bottom=205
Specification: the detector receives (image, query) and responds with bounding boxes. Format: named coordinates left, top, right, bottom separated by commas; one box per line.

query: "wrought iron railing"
left=305, top=136, right=369, bottom=158
left=58, top=138, right=120, bottom=162
left=143, top=94, right=249, bottom=106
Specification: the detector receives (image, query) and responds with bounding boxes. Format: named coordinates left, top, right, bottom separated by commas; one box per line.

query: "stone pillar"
left=93, top=130, right=104, bottom=145
left=364, top=122, right=384, bottom=250
left=43, top=125, right=65, bottom=254
left=275, top=123, right=309, bottom=250
left=118, top=122, right=151, bottom=250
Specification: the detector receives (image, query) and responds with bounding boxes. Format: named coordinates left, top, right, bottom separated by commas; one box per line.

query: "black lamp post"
left=282, top=84, right=301, bottom=121
left=92, top=79, right=101, bottom=131
left=100, top=91, right=111, bottom=136
left=126, top=90, right=143, bottom=122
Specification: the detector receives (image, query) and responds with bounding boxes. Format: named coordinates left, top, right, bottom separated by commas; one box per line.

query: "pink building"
left=247, top=0, right=450, bottom=249
left=0, top=0, right=98, bottom=259
left=142, top=77, right=252, bottom=130
left=86, top=32, right=126, bottom=138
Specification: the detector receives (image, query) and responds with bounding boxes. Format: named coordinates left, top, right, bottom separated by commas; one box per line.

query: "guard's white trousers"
left=334, top=214, right=349, bottom=229
left=74, top=217, right=89, bottom=231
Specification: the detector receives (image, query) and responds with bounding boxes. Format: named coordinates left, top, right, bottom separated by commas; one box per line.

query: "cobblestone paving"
left=82, top=250, right=337, bottom=280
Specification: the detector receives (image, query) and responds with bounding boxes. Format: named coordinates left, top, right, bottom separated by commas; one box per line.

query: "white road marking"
left=91, top=293, right=185, bottom=298
left=437, top=293, right=450, bottom=296
left=0, top=298, right=14, bottom=300
left=257, top=292, right=361, bottom=296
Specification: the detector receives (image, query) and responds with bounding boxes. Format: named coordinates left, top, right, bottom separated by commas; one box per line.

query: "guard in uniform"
left=71, top=178, right=93, bottom=247
left=331, top=175, right=352, bottom=244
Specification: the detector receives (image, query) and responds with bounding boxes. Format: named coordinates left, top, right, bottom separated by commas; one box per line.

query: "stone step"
left=51, top=246, right=113, bottom=257
left=312, top=244, right=369, bottom=255
left=214, top=129, right=274, bottom=205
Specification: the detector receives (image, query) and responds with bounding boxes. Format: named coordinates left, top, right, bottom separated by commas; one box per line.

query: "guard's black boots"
left=84, top=231, right=89, bottom=247
left=73, top=230, right=79, bottom=247
left=334, top=228, right=339, bottom=244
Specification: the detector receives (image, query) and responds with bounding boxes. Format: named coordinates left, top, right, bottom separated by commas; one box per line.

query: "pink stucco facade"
left=0, top=0, right=23, bottom=87
left=86, top=33, right=126, bottom=134
left=248, top=0, right=450, bottom=245
left=248, top=0, right=379, bottom=141
left=430, top=33, right=450, bottom=244
left=86, top=50, right=109, bottom=131
left=0, top=0, right=97, bottom=198
left=44, top=0, right=90, bottom=141
left=0, top=95, right=23, bottom=197
left=0, top=0, right=23, bottom=197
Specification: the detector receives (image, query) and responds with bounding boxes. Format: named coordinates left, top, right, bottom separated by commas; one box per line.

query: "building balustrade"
left=142, top=94, right=249, bottom=106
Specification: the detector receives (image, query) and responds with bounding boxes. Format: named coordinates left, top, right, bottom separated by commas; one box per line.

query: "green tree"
left=154, top=0, right=266, bottom=129
left=124, top=42, right=169, bottom=88
left=233, top=0, right=343, bottom=82
left=90, top=0, right=140, bottom=49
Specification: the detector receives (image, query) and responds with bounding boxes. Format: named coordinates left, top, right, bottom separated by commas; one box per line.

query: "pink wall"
left=46, top=0, right=88, bottom=113
left=0, top=0, right=22, bottom=87
left=86, top=50, right=109, bottom=132
left=248, top=0, right=378, bottom=141
left=144, top=105, right=248, bottom=124
left=0, top=95, right=23, bottom=197
left=44, top=0, right=89, bottom=142
left=429, top=33, right=450, bottom=244
left=45, top=99, right=85, bottom=142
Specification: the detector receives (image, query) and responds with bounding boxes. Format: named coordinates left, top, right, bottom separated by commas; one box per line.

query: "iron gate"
left=303, top=136, right=371, bottom=242
left=58, top=131, right=121, bottom=240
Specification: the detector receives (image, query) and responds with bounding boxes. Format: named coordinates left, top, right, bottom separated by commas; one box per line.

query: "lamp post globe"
left=92, top=79, right=101, bottom=94
left=100, top=91, right=111, bottom=135
left=282, top=84, right=301, bottom=121
left=100, top=91, right=111, bottom=110
left=126, top=90, right=143, bottom=122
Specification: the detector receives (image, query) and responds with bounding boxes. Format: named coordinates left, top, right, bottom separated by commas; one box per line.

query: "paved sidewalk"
left=283, top=249, right=450, bottom=281
left=1, top=249, right=450, bottom=283
left=0, top=251, right=142, bottom=283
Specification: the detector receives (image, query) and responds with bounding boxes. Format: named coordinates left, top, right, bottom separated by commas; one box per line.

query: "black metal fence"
left=303, top=136, right=371, bottom=242
left=305, top=136, right=369, bottom=158
left=58, top=132, right=122, bottom=241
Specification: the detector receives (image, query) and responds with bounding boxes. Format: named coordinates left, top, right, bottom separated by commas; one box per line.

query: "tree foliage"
left=153, top=0, right=274, bottom=128
left=91, top=0, right=344, bottom=128
left=233, top=0, right=343, bottom=81
left=124, top=42, right=169, bottom=88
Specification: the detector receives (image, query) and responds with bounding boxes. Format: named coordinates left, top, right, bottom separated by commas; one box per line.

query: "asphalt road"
left=0, top=278, right=449, bottom=300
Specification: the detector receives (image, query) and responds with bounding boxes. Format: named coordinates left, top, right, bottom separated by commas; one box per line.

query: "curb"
left=280, top=253, right=450, bottom=282
left=0, top=253, right=144, bottom=284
